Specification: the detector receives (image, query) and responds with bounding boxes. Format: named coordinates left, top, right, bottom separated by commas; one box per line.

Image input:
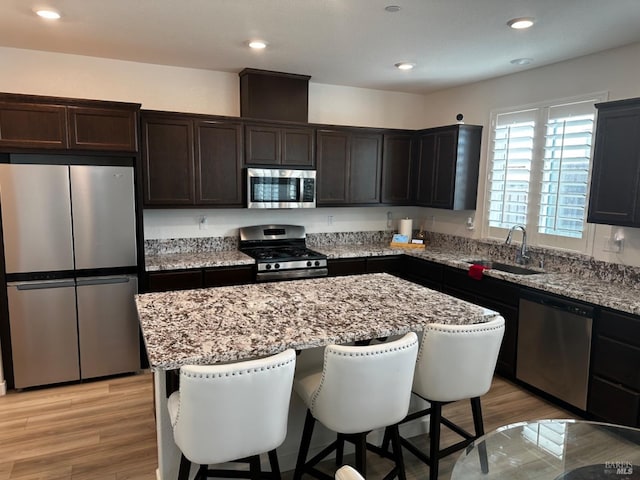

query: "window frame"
left=482, top=92, right=608, bottom=254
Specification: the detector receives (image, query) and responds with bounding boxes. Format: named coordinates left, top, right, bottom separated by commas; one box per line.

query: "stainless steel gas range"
left=239, top=225, right=328, bottom=282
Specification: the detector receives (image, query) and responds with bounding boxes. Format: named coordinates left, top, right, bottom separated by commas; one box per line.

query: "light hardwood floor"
left=0, top=372, right=576, bottom=480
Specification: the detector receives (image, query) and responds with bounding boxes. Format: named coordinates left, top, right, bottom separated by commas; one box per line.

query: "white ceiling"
left=3, top=0, right=640, bottom=94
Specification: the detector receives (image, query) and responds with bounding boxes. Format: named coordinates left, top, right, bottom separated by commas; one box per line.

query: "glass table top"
left=451, top=419, right=640, bottom=480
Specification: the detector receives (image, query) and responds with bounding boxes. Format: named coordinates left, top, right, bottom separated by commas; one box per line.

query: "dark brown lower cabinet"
left=146, top=266, right=255, bottom=292
left=398, top=256, right=444, bottom=290
left=440, top=267, right=520, bottom=379
left=204, top=266, right=254, bottom=287
left=146, top=270, right=203, bottom=292
left=588, top=309, right=640, bottom=427
left=327, top=258, right=367, bottom=277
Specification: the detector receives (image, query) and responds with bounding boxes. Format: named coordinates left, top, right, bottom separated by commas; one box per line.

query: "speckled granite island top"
left=136, top=272, right=499, bottom=370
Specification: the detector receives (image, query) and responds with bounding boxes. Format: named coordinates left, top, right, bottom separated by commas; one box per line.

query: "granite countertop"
left=145, top=250, right=254, bottom=271
left=144, top=243, right=640, bottom=316
left=136, top=272, right=499, bottom=370
left=313, top=245, right=640, bottom=316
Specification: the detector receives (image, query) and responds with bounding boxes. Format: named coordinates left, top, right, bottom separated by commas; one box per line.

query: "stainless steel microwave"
left=247, top=168, right=316, bottom=208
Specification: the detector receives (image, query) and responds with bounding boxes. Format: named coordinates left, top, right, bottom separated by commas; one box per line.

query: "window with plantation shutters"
left=486, top=93, right=607, bottom=253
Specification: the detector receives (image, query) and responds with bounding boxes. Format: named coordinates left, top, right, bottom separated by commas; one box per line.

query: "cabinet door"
left=430, top=130, right=457, bottom=208
left=67, top=106, right=138, bottom=152
left=417, top=130, right=456, bottom=208
left=416, top=125, right=481, bottom=210
left=245, top=125, right=280, bottom=165
left=317, top=130, right=350, bottom=204
left=195, top=121, right=243, bottom=206
left=382, top=134, right=415, bottom=204
left=349, top=133, right=382, bottom=204
left=587, top=106, right=640, bottom=226
left=282, top=127, right=315, bottom=167
left=141, top=115, right=195, bottom=205
left=0, top=102, right=67, bottom=149
left=416, top=133, right=436, bottom=205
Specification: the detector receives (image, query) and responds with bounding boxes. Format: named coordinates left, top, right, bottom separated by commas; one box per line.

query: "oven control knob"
left=274, top=263, right=280, bottom=269
left=314, top=260, right=321, bottom=266
left=307, top=261, right=312, bottom=267
left=265, top=264, right=272, bottom=270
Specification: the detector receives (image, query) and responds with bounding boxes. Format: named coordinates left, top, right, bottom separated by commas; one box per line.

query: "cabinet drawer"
left=588, top=375, right=640, bottom=427
left=327, top=258, right=367, bottom=277
left=203, top=266, right=254, bottom=287
left=598, top=309, right=640, bottom=348
left=366, top=256, right=402, bottom=274
left=592, top=336, right=640, bottom=390
left=146, top=270, right=203, bottom=292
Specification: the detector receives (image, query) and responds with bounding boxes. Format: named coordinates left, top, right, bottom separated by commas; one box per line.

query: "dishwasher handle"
left=521, top=292, right=593, bottom=318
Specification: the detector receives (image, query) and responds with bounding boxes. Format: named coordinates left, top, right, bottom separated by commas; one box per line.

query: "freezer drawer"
left=70, top=166, right=137, bottom=269
left=7, top=280, right=80, bottom=388
left=76, top=275, right=139, bottom=379
left=0, top=164, right=74, bottom=273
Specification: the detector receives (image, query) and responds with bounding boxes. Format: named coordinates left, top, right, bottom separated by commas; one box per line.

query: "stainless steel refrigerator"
left=0, top=160, right=139, bottom=388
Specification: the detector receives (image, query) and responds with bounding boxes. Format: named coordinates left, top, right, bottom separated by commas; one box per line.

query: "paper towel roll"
left=399, top=218, right=413, bottom=238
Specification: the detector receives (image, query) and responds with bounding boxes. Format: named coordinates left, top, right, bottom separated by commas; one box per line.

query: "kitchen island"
left=136, top=273, right=499, bottom=480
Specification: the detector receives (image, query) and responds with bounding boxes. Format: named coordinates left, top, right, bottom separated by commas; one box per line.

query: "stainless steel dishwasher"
left=517, top=291, right=594, bottom=410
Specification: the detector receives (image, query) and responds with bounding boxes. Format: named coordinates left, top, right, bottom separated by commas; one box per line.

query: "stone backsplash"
left=144, top=230, right=639, bottom=288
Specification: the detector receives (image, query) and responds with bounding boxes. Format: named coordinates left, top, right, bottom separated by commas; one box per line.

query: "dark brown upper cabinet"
left=0, top=93, right=139, bottom=152
left=381, top=133, right=416, bottom=205
left=141, top=112, right=244, bottom=207
left=416, top=124, right=482, bottom=210
left=316, top=128, right=382, bottom=206
left=195, top=120, right=243, bottom=205
left=587, top=98, right=640, bottom=227
left=244, top=123, right=315, bottom=167
left=67, top=106, right=138, bottom=152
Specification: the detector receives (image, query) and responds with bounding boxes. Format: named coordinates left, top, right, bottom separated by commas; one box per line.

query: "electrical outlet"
left=386, top=211, right=393, bottom=229
left=327, top=215, right=333, bottom=226
left=199, top=216, right=208, bottom=230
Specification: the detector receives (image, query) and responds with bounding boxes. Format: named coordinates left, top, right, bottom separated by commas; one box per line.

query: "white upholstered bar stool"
left=293, top=332, right=419, bottom=480
left=167, top=349, right=296, bottom=480
left=388, top=316, right=505, bottom=480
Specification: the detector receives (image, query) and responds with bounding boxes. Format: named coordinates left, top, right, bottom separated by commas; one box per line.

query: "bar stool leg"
left=429, top=402, right=442, bottom=480
left=178, top=454, right=191, bottom=480
left=294, top=410, right=316, bottom=480
left=390, top=425, right=407, bottom=480
left=268, top=449, right=282, bottom=479
left=249, top=455, right=261, bottom=480
left=336, top=433, right=345, bottom=467
left=471, top=397, right=488, bottom=474
left=354, top=433, right=367, bottom=476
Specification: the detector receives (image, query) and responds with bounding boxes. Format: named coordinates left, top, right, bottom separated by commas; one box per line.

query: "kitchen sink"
left=464, top=259, right=544, bottom=275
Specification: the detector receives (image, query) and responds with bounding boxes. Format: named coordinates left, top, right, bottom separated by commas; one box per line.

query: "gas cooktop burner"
left=238, top=224, right=328, bottom=282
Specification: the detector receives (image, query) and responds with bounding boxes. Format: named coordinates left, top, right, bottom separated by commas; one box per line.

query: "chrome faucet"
left=505, top=224, right=529, bottom=265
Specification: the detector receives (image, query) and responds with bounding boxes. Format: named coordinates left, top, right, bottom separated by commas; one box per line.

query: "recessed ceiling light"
left=395, top=62, right=415, bottom=71
left=248, top=40, right=268, bottom=50
left=507, top=17, right=535, bottom=29
left=385, top=5, right=401, bottom=13
left=510, top=58, right=533, bottom=65
left=34, top=8, right=61, bottom=20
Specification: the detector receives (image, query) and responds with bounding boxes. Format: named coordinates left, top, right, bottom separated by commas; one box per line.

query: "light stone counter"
left=145, top=250, right=253, bottom=271
left=136, top=272, right=499, bottom=370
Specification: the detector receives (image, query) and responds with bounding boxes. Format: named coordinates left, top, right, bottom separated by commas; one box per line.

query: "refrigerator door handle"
left=10, top=280, right=76, bottom=290
left=76, top=276, right=132, bottom=287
